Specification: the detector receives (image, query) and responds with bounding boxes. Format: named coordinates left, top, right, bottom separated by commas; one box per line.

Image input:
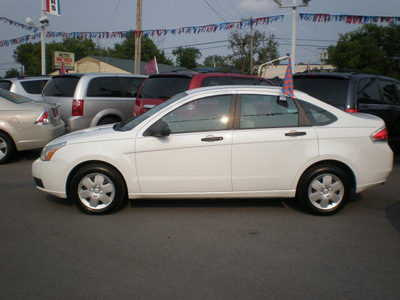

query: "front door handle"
left=285, top=131, right=307, bottom=137
left=201, top=136, right=223, bottom=142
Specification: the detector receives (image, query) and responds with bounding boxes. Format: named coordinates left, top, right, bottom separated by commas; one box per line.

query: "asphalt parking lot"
left=1, top=151, right=399, bottom=300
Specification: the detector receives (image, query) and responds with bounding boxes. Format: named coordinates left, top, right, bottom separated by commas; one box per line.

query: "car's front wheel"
left=69, top=164, right=126, bottom=214
left=0, top=132, right=16, bottom=164
left=297, top=165, right=351, bottom=215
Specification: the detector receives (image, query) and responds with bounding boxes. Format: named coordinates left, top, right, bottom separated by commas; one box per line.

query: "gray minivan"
left=41, top=73, right=146, bottom=132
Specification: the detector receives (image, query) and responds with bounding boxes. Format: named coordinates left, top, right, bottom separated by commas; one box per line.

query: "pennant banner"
left=299, top=13, right=400, bottom=25
left=0, top=16, right=38, bottom=32
left=0, top=15, right=284, bottom=48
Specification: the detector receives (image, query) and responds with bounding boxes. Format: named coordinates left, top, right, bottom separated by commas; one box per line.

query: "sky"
left=1, top=0, right=400, bottom=76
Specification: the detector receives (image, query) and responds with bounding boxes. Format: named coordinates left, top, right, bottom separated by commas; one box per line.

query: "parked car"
left=134, top=71, right=274, bottom=116
left=0, top=88, right=65, bottom=164
left=32, top=85, right=393, bottom=215
left=293, top=71, right=400, bottom=150
left=41, top=73, right=147, bottom=132
left=0, top=76, right=50, bottom=101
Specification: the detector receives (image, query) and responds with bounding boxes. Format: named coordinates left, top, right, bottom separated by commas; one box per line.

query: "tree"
left=172, top=47, right=201, bottom=69
left=203, top=55, right=231, bottom=70
left=228, top=30, right=279, bottom=74
left=5, top=69, right=20, bottom=78
left=109, top=34, right=172, bottom=65
left=328, top=24, right=400, bottom=79
left=13, top=38, right=106, bottom=75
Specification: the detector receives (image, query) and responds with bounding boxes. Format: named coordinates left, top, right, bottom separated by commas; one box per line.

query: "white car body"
left=32, top=86, right=393, bottom=215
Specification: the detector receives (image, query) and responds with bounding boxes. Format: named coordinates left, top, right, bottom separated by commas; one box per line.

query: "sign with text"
left=53, top=51, right=75, bottom=70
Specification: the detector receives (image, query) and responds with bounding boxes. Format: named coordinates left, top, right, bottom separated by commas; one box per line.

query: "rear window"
left=20, top=80, right=49, bottom=94
left=139, top=76, right=191, bottom=99
left=294, top=76, right=348, bottom=106
left=43, top=76, right=80, bottom=97
left=0, top=81, right=12, bottom=90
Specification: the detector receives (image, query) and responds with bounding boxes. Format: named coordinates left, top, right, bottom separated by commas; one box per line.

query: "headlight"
left=40, top=141, right=66, bottom=161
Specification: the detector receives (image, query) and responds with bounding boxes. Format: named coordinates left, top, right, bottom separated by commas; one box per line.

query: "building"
left=50, top=56, right=184, bottom=75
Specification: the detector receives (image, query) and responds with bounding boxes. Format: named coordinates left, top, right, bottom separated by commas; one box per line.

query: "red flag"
left=145, top=57, right=158, bottom=75
left=281, top=57, right=294, bottom=99
left=59, top=60, right=66, bottom=75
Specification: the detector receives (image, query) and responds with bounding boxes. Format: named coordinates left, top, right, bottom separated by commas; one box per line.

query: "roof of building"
left=90, top=56, right=185, bottom=74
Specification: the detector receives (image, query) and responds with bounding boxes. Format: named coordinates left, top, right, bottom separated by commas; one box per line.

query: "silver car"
left=0, top=76, right=51, bottom=101
left=41, top=73, right=147, bottom=132
left=0, top=88, right=65, bottom=164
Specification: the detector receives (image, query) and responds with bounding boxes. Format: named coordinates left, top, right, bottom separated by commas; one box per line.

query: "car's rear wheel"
left=0, top=132, right=16, bottom=164
left=297, top=165, right=351, bottom=215
left=70, top=164, right=126, bottom=214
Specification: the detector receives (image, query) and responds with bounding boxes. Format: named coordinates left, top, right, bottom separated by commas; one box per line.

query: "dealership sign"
left=53, top=51, right=74, bottom=70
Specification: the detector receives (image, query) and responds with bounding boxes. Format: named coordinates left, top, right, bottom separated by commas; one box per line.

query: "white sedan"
left=32, top=86, right=393, bottom=215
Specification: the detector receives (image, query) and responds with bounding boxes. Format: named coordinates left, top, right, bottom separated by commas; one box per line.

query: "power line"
left=203, top=0, right=227, bottom=22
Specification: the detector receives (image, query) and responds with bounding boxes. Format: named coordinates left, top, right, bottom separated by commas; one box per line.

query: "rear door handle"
left=285, top=131, right=307, bottom=137
left=201, top=136, right=223, bottom=142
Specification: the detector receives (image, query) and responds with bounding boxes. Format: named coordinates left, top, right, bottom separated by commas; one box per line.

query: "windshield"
left=0, top=88, right=33, bottom=104
left=43, top=76, right=80, bottom=97
left=118, top=92, right=188, bottom=131
left=138, top=76, right=191, bottom=99
left=294, top=77, right=348, bottom=106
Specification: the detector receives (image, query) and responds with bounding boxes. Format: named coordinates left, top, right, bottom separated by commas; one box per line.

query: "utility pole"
left=134, top=0, right=142, bottom=74
left=250, top=21, right=254, bottom=74
left=273, top=0, right=311, bottom=71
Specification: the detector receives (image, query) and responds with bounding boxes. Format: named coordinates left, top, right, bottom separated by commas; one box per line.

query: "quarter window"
left=379, top=80, right=399, bottom=105
left=240, top=94, right=298, bottom=129
left=357, top=78, right=381, bottom=104
left=162, top=95, right=232, bottom=133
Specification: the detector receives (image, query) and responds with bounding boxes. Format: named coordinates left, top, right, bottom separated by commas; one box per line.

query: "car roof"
left=148, top=71, right=264, bottom=79
left=294, top=71, right=399, bottom=82
left=184, top=85, right=282, bottom=95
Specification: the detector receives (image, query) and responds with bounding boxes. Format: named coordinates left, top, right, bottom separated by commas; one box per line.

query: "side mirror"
left=143, top=119, right=170, bottom=137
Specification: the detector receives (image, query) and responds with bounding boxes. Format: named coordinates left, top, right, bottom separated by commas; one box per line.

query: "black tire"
left=0, top=132, right=16, bottom=164
left=297, top=165, right=351, bottom=215
left=97, top=116, right=120, bottom=126
left=69, top=164, right=126, bottom=215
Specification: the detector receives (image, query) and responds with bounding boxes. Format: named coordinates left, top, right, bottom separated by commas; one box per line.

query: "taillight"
left=72, top=99, right=84, bottom=116
left=35, top=111, right=49, bottom=124
left=371, top=126, right=388, bottom=143
left=345, top=108, right=358, bottom=113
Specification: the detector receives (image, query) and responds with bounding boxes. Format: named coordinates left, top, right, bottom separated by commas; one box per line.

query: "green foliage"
left=328, top=24, right=400, bottom=79
left=12, top=38, right=106, bottom=75
left=228, top=30, right=279, bottom=74
left=109, top=33, right=172, bottom=65
left=203, top=55, right=232, bottom=70
left=172, top=47, right=202, bottom=69
left=5, top=69, right=20, bottom=78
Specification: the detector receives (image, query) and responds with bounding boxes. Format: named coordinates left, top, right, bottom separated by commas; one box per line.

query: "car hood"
left=49, top=124, right=132, bottom=146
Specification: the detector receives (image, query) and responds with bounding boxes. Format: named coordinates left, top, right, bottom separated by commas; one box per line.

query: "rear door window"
left=43, top=76, right=80, bottom=97
left=87, top=77, right=122, bottom=97
left=357, top=78, right=381, bottom=104
left=240, top=94, right=298, bottom=129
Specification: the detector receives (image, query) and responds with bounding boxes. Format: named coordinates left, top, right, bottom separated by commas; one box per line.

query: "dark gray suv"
left=294, top=71, right=400, bottom=150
